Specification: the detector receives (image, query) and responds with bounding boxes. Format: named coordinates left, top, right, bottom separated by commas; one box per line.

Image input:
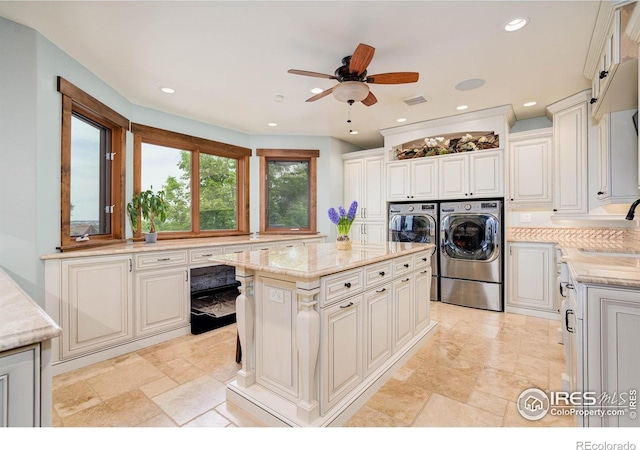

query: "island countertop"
left=209, top=241, right=434, bottom=279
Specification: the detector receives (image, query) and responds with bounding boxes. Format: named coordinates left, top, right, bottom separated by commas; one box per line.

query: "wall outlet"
left=520, top=213, right=532, bottom=223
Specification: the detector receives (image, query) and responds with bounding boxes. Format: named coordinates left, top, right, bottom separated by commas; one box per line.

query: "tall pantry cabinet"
left=343, top=149, right=386, bottom=244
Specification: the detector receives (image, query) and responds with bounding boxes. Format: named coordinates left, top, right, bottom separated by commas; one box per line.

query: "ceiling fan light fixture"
left=332, top=81, right=370, bottom=103
left=504, top=17, right=528, bottom=32
left=310, top=88, right=324, bottom=94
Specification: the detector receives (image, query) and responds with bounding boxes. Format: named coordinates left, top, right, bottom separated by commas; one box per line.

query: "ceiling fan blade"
left=305, top=86, right=334, bottom=102
left=288, top=69, right=337, bottom=80
left=366, top=72, right=419, bottom=84
left=349, top=43, right=375, bottom=75
left=361, top=91, right=377, bottom=107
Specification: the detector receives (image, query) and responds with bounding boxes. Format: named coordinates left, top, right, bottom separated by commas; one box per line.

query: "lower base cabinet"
left=0, top=345, right=39, bottom=427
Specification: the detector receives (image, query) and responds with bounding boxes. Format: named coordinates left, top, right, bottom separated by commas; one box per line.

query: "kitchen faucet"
left=626, top=198, right=640, bottom=220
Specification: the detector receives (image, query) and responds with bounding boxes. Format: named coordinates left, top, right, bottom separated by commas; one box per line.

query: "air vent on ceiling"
left=402, top=95, right=428, bottom=106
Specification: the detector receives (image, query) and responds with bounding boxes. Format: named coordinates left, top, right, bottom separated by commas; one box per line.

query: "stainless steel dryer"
left=439, top=200, right=503, bottom=311
left=389, top=202, right=439, bottom=302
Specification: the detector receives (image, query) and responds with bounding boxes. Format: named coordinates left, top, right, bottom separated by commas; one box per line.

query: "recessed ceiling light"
left=455, top=78, right=485, bottom=91
left=504, top=17, right=528, bottom=32
left=267, top=123, right=278, bottom=127
left=523, top=101, right=537, bottom=107
left=273, top=95, right=284, bottom=102
left=349, top=130, right=358, bottom=135
left=397, top=118, right=407, bottom=123
left=311, top=88, right=324, bottom=94
left=159, top=86, right=175, bottom=94
left=456, top=105, right=469, bottom=111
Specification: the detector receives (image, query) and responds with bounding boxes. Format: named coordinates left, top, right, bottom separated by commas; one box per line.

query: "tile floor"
left=51, top=301, right=574, bottom=427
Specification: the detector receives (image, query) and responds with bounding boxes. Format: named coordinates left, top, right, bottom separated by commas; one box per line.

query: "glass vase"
left=336, top=235, right=352, bottom=250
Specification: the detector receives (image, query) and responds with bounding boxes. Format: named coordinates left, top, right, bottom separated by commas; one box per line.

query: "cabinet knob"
left=553, top=209, right=558, bottom=212
left=510, top=198, right=514, bottom=201
left=597, top=191, right=604, bottom=195
left=590, top=97, right=598, bottom=104
left=404, top=263, right=409, bottom=268
left=344, top=282, right=352, bottom=288
left=599, top=70, right=609, bottom=80
left=379, top=271, right=385, bottom=276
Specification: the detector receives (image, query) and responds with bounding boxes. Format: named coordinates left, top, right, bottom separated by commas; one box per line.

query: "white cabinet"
left=0, top=345, right=39, bottom=427
left=413, top=263, right=431, bottom=334
left=596, top=110, right=639, bottom=204
left=320, top=294, right=363, bottom=413
left=344, top=149, right=386, bottom=244
left=508, top=128, right=553, bottom=206
left=387, top=158, right=438, bottom=201
left=588, top=2, right=638, bottom=117
left=547, top=91, right=590, bottom=215
left=438, top=150, right=503, bottom=199
left=581, top=286, right=640, bottom=427
left=506, top=242, right=558, bottom=319
left=392, top=274, right=414, bottom=353
left=363, top=283, right=392, bottom=377
left=61, top=255, right=133, bottom=359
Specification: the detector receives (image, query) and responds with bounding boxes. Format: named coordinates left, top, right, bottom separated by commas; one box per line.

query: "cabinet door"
left=321, top=295, right=363, bottom=414
left=509, top=135, right=553, bottom=204
left=363, top=285, right=392, bottom=376
left=413, top=266, right=431, bottom=333
left=470, top=151, right=503, bottom=197
left=363, top=156, right=385, bottom=221
left=411, top=158, right=438, bottom=200
left=438, top=155, right=468, bottom=199
left=363, top=221, right=387, bottom=244
left=61, top=256, right=133, bottom=358
left=344, top=159, right=364, bottom=212
left=553, top=101, right=588, bottom=214
left=386, top=161, right=411, bottom=201
left=597, top=114, right=611, bottom=200
left=507, top=243, right=554, bottom=312
left=392, top=275, right=414, bottom=353
left=587, top=287, right=640, bottom=427
left=0, top=345, right=38, bottom=427
left=135, top=267, right=190, bottom=337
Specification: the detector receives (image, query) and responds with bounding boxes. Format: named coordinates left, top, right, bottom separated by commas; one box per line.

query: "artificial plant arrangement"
left=126, top=187, right=168, bottom=243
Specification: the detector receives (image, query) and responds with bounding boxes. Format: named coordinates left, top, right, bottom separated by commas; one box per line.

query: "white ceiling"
left=0, top=0, right=603, bottom=149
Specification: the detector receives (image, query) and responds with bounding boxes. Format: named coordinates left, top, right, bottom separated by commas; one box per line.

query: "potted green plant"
left=126, top=187, right=168, bottom=243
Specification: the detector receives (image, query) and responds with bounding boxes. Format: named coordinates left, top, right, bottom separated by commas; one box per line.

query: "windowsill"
left=57, top=238, right=127, bottom=253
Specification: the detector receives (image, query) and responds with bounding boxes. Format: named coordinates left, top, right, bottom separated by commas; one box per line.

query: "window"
left=257, top=149, right=318, bottom=234
left=58, top=77, right=128, bottom=250
left=132, top=124, right=250, bottom=239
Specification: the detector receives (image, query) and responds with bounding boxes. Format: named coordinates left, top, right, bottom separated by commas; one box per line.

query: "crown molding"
left=546, top=90, right=591, bottom=117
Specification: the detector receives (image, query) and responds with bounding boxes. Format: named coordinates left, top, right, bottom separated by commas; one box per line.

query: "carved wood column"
left=295, top=280, right=320, bottom=423
left=235, top=267, right=255, bottom=387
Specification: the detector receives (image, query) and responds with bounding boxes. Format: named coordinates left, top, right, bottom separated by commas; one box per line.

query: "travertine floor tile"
left=151, top=375, right=226, bottom=425
left=139, top=375, right=179, bottom=398
left=364, top=378, right=432, bottom=424
left=407, top=360, right=477, bottom=403
left=215, top=402, right=265, bottom=427
left=53, top=379, right=101, bottom=418
left=184, top=409, right=231, bottom=427
left=466, top=389, right=509, bottom=418
left=475, top=367, right=547, bottom=403
left=86, top=359, right=166, bottom=400
left=344, top=405, right=407, bottom=427
left=413, top=393, right=503, bottom=427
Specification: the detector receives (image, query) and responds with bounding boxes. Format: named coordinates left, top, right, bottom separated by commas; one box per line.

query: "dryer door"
left=389, top=214, right=435, bottom=244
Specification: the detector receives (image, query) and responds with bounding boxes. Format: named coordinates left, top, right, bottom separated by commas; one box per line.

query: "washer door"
left=389, top=214, right=435, bottom=244
left=441, top=214, right=500, bottom=262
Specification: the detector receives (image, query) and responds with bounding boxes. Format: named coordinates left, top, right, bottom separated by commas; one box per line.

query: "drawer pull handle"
left=344, top=282, right=352, bottom=288
left=402, top=278, right=410, bottom=282
left=376, top=288, right=386, bottom=293
left=403, top=263, right=409, bottom=268
left=422, top=257, right=427, bottom=262
left=566, top=283, right=574, bottom=290
left=201, top=253, right=213, bottom=257
left=340, top=302, right=354, bottom=309
left=420, top=270, right=428, bottom=274
left=565, top=309, right=575, bottom=333
left=379, top=271, right=385, bottom=276
left=157, top=257, right=171, bottom=261
left=234, top=250, right=243, bottom=253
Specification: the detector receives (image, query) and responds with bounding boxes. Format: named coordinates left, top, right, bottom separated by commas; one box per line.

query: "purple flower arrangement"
left=328, top=200, right=358, bottom=236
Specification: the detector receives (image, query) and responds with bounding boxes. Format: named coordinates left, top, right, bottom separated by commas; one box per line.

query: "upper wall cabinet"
left=547, top=91, right=590, bottom=215
left=508, top=128, right=554, bottom=206
left=586, top=1, right=638, bottom=117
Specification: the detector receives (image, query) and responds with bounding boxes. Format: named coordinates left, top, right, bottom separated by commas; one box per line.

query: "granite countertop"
left=209, top=242, right=434, bottom=279
left=0, top=268, right=61, bottom=353
left=41, top=234, right=326, bottom=260
left=560, top=247, right=640, bottom=289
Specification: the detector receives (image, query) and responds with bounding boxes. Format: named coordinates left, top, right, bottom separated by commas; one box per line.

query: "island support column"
left=295, top=279, right=321, bottom=423
left=235, top=267, right=255, bottom=387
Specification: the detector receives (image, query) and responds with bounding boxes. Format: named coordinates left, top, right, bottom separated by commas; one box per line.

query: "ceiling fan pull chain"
left=347, top=100, right=352, bottom=124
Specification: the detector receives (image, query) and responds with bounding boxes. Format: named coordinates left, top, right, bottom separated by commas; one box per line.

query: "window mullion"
left=192, top=147, right=200, bottom=234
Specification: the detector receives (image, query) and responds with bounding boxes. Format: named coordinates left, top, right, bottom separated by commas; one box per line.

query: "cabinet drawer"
left=413, top=251, right=431, bottom=270
left=135, top=251, right=187, bottom=270
left=393, top=255, right=414, bottom=278
left=251, top=242, right=277, bottom=252
left=364, top=261, right=393, bottom=288
left=224, top=244, right=252, bottom=254
left=320, top=268, right=364, bottom=307
left=189, top=247, right=224, bottom=265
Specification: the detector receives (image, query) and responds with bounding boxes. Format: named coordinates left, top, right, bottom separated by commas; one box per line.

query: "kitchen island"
left=209, top=241, right=437, bottom=427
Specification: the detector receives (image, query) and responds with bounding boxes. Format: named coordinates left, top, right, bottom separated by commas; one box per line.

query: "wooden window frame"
left=131, top=123, right=251, bottom=240
left=58, top=77, right=128, bottom=251
left=257, top=149, right=318, bottom=235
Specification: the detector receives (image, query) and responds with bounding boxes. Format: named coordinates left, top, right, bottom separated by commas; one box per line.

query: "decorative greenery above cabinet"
left=394, top=131, right=500, bottom=160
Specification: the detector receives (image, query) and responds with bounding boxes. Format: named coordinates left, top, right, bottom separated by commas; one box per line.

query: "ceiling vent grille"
left=402, top=95, right=428, bottom=106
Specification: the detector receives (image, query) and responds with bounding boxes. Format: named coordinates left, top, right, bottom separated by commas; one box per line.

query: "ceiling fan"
left=288, top=43, right=419, bottom=107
